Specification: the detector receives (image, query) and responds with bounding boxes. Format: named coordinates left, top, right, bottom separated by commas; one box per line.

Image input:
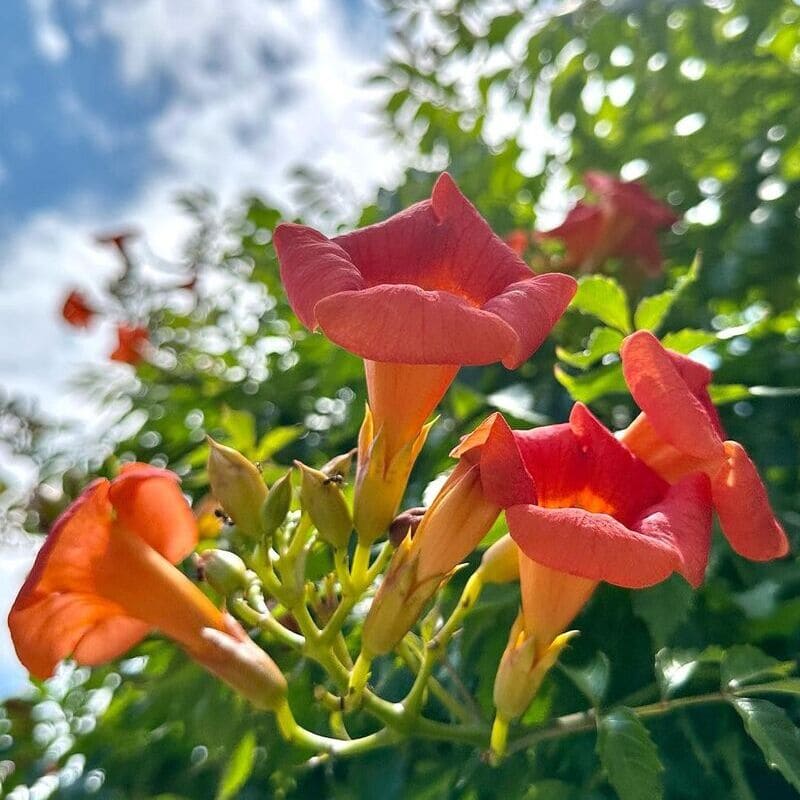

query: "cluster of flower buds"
left=10, top=173, right=788, bottom=763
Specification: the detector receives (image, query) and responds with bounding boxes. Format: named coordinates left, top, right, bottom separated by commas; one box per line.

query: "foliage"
left=2, top=0, right=800, bottom=798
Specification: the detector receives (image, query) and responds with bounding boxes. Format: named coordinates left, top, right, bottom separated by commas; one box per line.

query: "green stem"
left=402, top=569, right=486, bottom=719
left=397, top=639, right=473, bottom=723
left=366, top=539, right=394, bottom=583
left=230, top=596, right=304, bottom=649
left=275, top=701, right=400, bottom=755
left=350, top=541, right=373, bottom=590
left=429, top=571, right=484, bottom=652
left=507, top=691, right=731, bottom=755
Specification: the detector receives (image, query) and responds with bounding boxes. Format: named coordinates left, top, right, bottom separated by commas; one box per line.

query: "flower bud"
left=295, top=461, right=352, bottom=549
left=479, top=534, right=519, bottom=585
left=197, top=549, right=250, bottom=596
left=260, top=470, right=292, bottom=537
left=493, top=612, right=576, bottom=723
left=361, top=536, right=443, bottom=658
left=206, top=437, right=267, bottom=537
left=321, top=448, right=356, bottom=481
left=353, top=406, right=434, bottom=545
left=388, top=506, right=425, bottom=547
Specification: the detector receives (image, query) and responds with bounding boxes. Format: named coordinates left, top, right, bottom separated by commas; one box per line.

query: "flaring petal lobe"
left=621, top=331, right=722, bottom=460
left=507, top=503, right=681, bottom=589
left=711, top=441, right=789, bottom=561
left=109, top=464, right=197, bottom=564
left=634, top=473, right=712, bottom=588
left=481, top=273, right=577, bottom=368
left=273, top=223, right=364, bottom=329
left=314, top=284, right=518, bottom=365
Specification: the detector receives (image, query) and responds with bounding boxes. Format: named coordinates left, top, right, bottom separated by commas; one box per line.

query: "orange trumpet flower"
left=9, top=464, right=286, bottom=710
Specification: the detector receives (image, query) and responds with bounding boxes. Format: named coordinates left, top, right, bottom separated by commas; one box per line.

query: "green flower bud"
left=197, top=549, right=250, bottom=596
left=295, top=460, right=352, bottom=549
left=260, top=470, right=293, bottom=538
left=207, top=437, right=267, bottom=537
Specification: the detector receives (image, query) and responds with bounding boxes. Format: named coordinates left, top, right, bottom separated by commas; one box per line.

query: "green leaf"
left=732, top=698, right=800, bottom=792
left=634, top=255, right=701, bottom=332
left=254, top=425, right=302, bottom=461
left=709, top=383, right=750, bottom=405
left=571, top=275, right=632, bottom=333
left=487, top=384, right=550, bottom=425
left=554, top=363, right=627, bottom=404
left=220, top=405, right=256, bottom=452
left=631, top=575, right=694, bottom=649
left=556, top=327, right=624, bottom=370
left=597, top=708, right=664, bottom=800
left=747, top=678, right=800, bottom=696
left=216, top=731, right=257, bottom=800
left=561, top=652, right=611, bottom=706
left=660, top=329, right=717, bottom=353
left=655, top=649, right=701, bottom=697
left=721, top=645, right=794, bottom=689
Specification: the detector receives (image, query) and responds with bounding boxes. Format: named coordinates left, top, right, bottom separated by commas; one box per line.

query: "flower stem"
left=350, top=541, right=373, bottom=590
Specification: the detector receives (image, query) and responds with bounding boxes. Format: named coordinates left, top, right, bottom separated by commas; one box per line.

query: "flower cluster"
left=11, top=173, right=788, bottom=762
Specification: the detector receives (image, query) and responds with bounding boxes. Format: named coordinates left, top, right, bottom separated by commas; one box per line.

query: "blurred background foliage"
left=2, top=0, right=800, bottom=797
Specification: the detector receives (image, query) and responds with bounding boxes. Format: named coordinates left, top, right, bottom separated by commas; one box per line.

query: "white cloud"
left=26, top=0, right=71, bottom=62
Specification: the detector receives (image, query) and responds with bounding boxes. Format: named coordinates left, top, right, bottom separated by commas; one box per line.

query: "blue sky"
left=0, top=0, right=396, bottom=698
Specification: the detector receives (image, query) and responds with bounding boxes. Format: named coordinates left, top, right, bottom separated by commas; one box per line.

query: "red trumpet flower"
left=274, top=173, right=576, bottom=542
left=620, top=330, right=789, bottom=561
left=111, top=324, right=149, bottom=365
left=61, top=290, right=96, bottom=328
left=538, top=171, right=678, bottom=275
left=457, top=406, right=713, bottom=590
left=9, top=464, right=286, bottom=710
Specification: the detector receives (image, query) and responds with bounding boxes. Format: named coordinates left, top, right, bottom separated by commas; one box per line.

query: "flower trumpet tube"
left=360, top=413, right=534, bottom=664
left=492, top=557, right=595, bottom=739
left=8, top=464, right=287, bottom=711
left=538, top=171, right=678, bottom=275
left=619, top=330, right=789, bottom=561
left=274, top=173, right=577, bottom=543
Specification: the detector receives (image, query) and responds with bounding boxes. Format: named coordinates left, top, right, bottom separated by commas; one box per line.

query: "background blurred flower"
left=538, top=171, right=678, bottom=275
left=61, top=290, right=96, bottom=328
left=110, top=324, right=149, bottom=365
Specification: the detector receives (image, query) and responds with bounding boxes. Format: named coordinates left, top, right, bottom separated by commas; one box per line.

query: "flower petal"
left=449, top=412, right=539, bottom=507
left=536, top=202, right=606, bottom=266
left=507, top=503, right=683, bottom=589
left=621, top=331, right=723, bottom=460
left=334, top=173, right=532, bottom=303
left=481, top=273, right=577, bottom=368
left=314, top=284, right=518, bottom=365
left=711, top=441, right=789, bottom=561
left=273, top=222, right=364, bottom=329
left=633, top=473, right=712, bottom=588
left=9, top=591, right=143, bottom=680
left=109, top=464, right=198, bottom=564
